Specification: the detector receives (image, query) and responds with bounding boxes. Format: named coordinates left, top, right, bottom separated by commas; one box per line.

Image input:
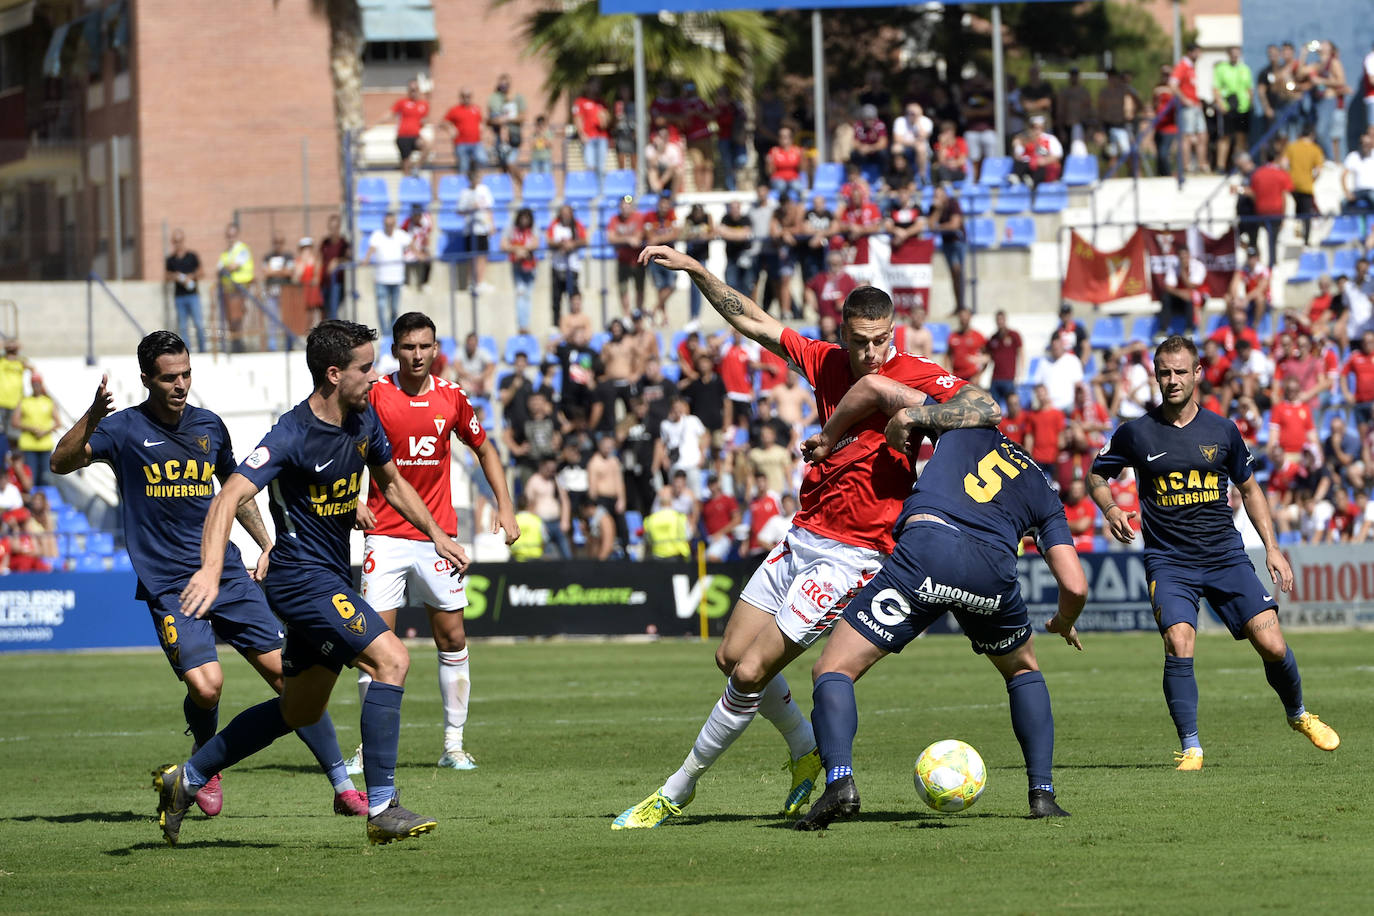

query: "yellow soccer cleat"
left=611, top=790, right=692, bottom=830
left=782, top=748, right=823, bottom=816
left=1290, top=712, right=1340, bottom=751
left=1173, top=748, right=1204, bottom=771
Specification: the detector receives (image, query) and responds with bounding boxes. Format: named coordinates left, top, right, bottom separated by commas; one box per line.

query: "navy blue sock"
left=361, top=682, right=405, bottom=812
left=811, top=672, right=858, bottom=782
left=184, top=698, right=290, bottom=791
left=293, top=710, right=351, bottom=791
left=183, top=695, right=218, bottom=748
left=1263, top=647, right=1304, bottom=720
left=1163, top=656, right=1201, bottom=750
left=1006, top=671, right=1054, bottom=791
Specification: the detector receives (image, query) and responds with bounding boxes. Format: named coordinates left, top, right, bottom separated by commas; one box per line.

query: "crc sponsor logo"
left=799, top=577, right=836, bottom=610
left=915, top=576, right=1002, bottom=614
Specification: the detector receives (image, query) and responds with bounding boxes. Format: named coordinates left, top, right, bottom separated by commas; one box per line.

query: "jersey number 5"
left=963, top=448, right=1023, bottom=503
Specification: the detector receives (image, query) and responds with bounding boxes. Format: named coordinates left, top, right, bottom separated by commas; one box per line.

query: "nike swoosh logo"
left=1263, top=595, right=1273, bottom=601
left=314, top=460, right=334, bottom=472
left=143, top=438, right=165, bottom=447
left=1146, top=452, right=1167, bottom=461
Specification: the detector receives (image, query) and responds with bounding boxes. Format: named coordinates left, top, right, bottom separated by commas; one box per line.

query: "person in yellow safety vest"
left=511, top=496, right=547, bottom=561
left=643, top=499, right=690, bottom=560
left=217, top=223, right=255, bottom=351
left=0, top=337, right=29, bottom=454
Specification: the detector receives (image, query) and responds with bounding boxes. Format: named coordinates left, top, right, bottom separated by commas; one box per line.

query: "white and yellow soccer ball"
left=914, top=739, right=987, bottom=812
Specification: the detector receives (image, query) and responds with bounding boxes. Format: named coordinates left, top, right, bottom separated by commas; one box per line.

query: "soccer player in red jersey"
left=612, top=245, right=1000, bottom=829
left=349, top=312, right=517, bottom=772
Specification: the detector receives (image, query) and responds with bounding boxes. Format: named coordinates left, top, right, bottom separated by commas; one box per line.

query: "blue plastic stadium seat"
left=1016, top=383, right=1036, bottom=406
left=437, top=174, right=469, bottom=206
left=1204, top=312, right=1226, bottom=335
left=503, top=333, right=540, bottom=365
left=798, top=325, right=819, bottom=340
left=76, top=555, right=107, bottom=573
left=977, top=157, right=1013, bottom=187
left=1089, top=315, right=1125, bottom=351
left=439, top=336, right=458, bottom=361
left=112, top=552, right=134, bottom=572
left=625, top=510, right=644, bottom=544
left=1130, top=315, right=1158, bottom=342
left=1031, top=182, right=1068, bottom=213
left=958, top=185, right=990, bottom=215
left=487, top=227, right=507, bottom=263
left=36, top=484, right=62, bottom=505
left=1331, top=248, right=1358, bottom=278
left=358, top=210, right=384, bottom=234
left=482, top=173, right=514, bottom=208
left=660, top=361, right=680, bottom=383
left=477, top=334, right=499, bottom=363
left=1323, top=215, right=1362, bottom=247
left=1025, top=355, right=1044, bottom=382
left=397, top=175, right=432, bottom=208
left=1062, top=154, right=1098, bottom=187
left=1287, top=250, right=1328, bottom=283
left=994, top=184, right=1030, bottom=215
left=589, top=331, right=611, bottom=352
left=968, top=218, right=996, bottom=249
left=1002, top=217, right=1035, bottom=248
left=927, top=322, right=950, bottom=354
left=590, top=228, right=613, bottom=260
left=62, top=514, right=90, bottom=534
left=1257, top=311, right=1275, bottom=342
left=601, top=169, right=635, bottom=200
left=522, top=173, right=556, bottom=206
left=812, top=162, right=844, bottom=197
left=356, top=176, right=390, bottom=210
left=563, top=170, right=599, bottom=203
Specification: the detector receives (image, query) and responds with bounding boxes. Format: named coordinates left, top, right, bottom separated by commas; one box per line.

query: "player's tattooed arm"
left=884, top=384, right=1001, bottom=456
left=1087, top=471, right=1136, bottom=544
left=637, top=245, right=787, bottom=358
left=804, top=376, right=1001, bottom=462
left=50, top=373, right=115, bottom=475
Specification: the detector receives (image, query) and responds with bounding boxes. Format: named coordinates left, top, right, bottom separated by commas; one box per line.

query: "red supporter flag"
left=887, top=236, right=934, bottom=316
left=1061, top=229, right=1149, bottom=304
left=1143, top=227, right=1237, bottom=299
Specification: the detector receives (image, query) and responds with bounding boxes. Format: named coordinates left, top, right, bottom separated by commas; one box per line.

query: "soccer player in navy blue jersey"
left=153, top=320, right=468, bottom=846
left=50, top=331, right=366, bottom=820
left=1089, top=335, right=1340, bottom=771
left=793, top=409, right=1087, bottom=830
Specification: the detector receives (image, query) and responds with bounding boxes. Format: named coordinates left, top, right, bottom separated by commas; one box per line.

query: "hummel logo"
left=1146, top=452, right=1167, bottom=461
left=314, top=460, right=334, bottom=472
left=143, top=438, right=165, bottom=447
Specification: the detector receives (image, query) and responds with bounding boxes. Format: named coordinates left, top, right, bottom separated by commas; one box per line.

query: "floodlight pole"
left=633, top=15, right=648, bottom=196
left=991, top=3, right=1005, bottom=155
left=812, top=11, right=826, bottom=165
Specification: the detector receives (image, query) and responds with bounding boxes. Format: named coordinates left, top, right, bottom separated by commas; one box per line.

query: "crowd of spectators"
left=0, top=340, right=62, bottom=574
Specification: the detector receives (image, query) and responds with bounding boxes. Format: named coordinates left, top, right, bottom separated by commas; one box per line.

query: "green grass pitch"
left=0, top=630, right=1369, bottom=914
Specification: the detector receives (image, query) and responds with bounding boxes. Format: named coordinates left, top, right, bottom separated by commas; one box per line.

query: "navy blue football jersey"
left=235, top=400, right=392, bottom=584
left=899, top=427, right=1072, bottom=556
left=87, top=403, right=244, bottom=600
left=1091, top=406, right=1251, bottom=565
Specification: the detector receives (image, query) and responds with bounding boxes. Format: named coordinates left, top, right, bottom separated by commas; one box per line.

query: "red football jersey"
left=780, top=328, right=967, bottom=553
left=366, top=373, right=486, bottom=540
left=1344, top=350, right=1374, bottom=402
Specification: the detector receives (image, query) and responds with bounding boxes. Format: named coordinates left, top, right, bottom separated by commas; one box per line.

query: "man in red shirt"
left=1250, top=155, right=1294, bottom=268
left=701, top=472, right=742, bottom=560
left=998, top=389, right=1028, bottom=444
left=1062, top=479, right=1098, bottom=553
left=984, top=309, right=1023, bottom=407
left=388, top=79, right=429, bottom=166
left=1269, top=376, right=1317, bottom=458
left=1342, top=329, right=1374, bottom=430
left=1208, top=302, right=1263, bottom=357
left=947, top=307, right=987, bottom=381
left=718, top=330, right=760, bottom=420
left=1169, top=44, right=1207, bottom=174
left=573, top=82, right=610, bottom=180
left=766, top=126, right=805, bottom=199
left=352, top=312, right=517, bottom=773
left=835, top=184, right=883, bottom=264
left=613, top=242, right=999, bottom=829
left=1023, top=383, right=1067, bottom=485
left=607, top=196, right=645, bottom=316
left=804, top=249, right=858, bottom=325
left=746, top=471, right=781, bottom=554
left=443, top=87, right=486, bottom=175
left=680, top=82, right=715, bottom=192
left=1067, top=383, right=1112, bottom=485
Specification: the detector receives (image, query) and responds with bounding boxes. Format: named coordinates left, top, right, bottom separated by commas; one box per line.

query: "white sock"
left=661, top=679, right=762, bottom=804
left=438, top=648, right=470, bottom=752
left=758, top=674, right=815, bottom=760
left=357, top=670, right=373, bottom=708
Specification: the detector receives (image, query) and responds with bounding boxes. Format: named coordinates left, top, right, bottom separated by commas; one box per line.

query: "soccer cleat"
left=1028, top=788, right=1071, bottom=818
left=610, top=790, right=692, bottom=830
left=793, top=775, right=860, bottom=831
left=437, top=749, right=478, bottom=770
left=1173, top=748, right=1205, bottom=771
left=782, top=748, right=823, bottom=816
left=1289, top=712, right=1340, bottom=751
left=333, top=789, right=368, bottom=817
left=344, top=743, right=364, bottom=777
left=366, top=796, right=437, bottom=845
left=152, top=763, right=196, bottom=846
left=194, top=772, right=223, bottom=817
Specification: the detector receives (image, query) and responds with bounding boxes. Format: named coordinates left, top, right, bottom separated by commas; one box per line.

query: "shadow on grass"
left=3, top=810, right=147, bottom=825
left=105, top=839, right=284, bottom=856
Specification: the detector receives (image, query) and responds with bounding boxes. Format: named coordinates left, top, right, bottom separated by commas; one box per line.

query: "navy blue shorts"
left=146, top=571, right=283, bottom=678
left=264, top=576, right=385, bottom=675
left=1146, top=557, right=1277, bottom=639
left=843, top=521, right=1032, bottom=657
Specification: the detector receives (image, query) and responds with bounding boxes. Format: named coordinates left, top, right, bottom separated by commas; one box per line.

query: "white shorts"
left=739, top=525, right=883, bottom=647
left=360, top=534, right=467, bottom=613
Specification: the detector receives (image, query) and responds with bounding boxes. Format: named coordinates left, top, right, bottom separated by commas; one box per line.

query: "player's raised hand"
left=884, top=411, right=923, bottom=456
left=637, top=245, right=693, bottom=271
left=434, top=533, right=470, bottom=576
left=91, top=373, right=115, bottom=421
left=801, top=430, right=833, bottom=464
left=1267, top=546, right=1294, bottom=594
left=354, top=503, right=378, bottom=531
left=1105, top=506, right=1137, bottom=544
left=179, top=568, right=220, bottom=619
left=1046, top=613, right=1083, bottom=650
left=250, top=546, right=271, bottom=582
left=494, top=506, right=519, bottom=546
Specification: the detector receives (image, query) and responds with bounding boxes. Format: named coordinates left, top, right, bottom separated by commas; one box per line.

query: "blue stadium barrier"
left=1002, top=217, right=1035, bottom=248
left=1062, top=154, right=1097, bottom=187
left=994, top=184, right=1030, bottom=215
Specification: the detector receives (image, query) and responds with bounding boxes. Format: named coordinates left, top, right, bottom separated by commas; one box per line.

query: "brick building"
left=0, top=0, right=549, bottom=283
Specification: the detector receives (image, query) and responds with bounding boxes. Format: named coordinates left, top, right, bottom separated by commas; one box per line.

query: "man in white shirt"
left=1032, top=335, right=1084, bottom=412
left=456, top=170, right=495, bottom=292
left=1342, top=132, right=1374, bottom=212
left=891, top=103, right=933, bottom=182
left=362, top=212, right=411, bottom=331
left=654, top=396, right=708, bottom=479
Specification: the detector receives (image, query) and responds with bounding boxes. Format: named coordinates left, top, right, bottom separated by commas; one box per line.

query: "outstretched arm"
left=638, top=246, right=787, bottom=358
